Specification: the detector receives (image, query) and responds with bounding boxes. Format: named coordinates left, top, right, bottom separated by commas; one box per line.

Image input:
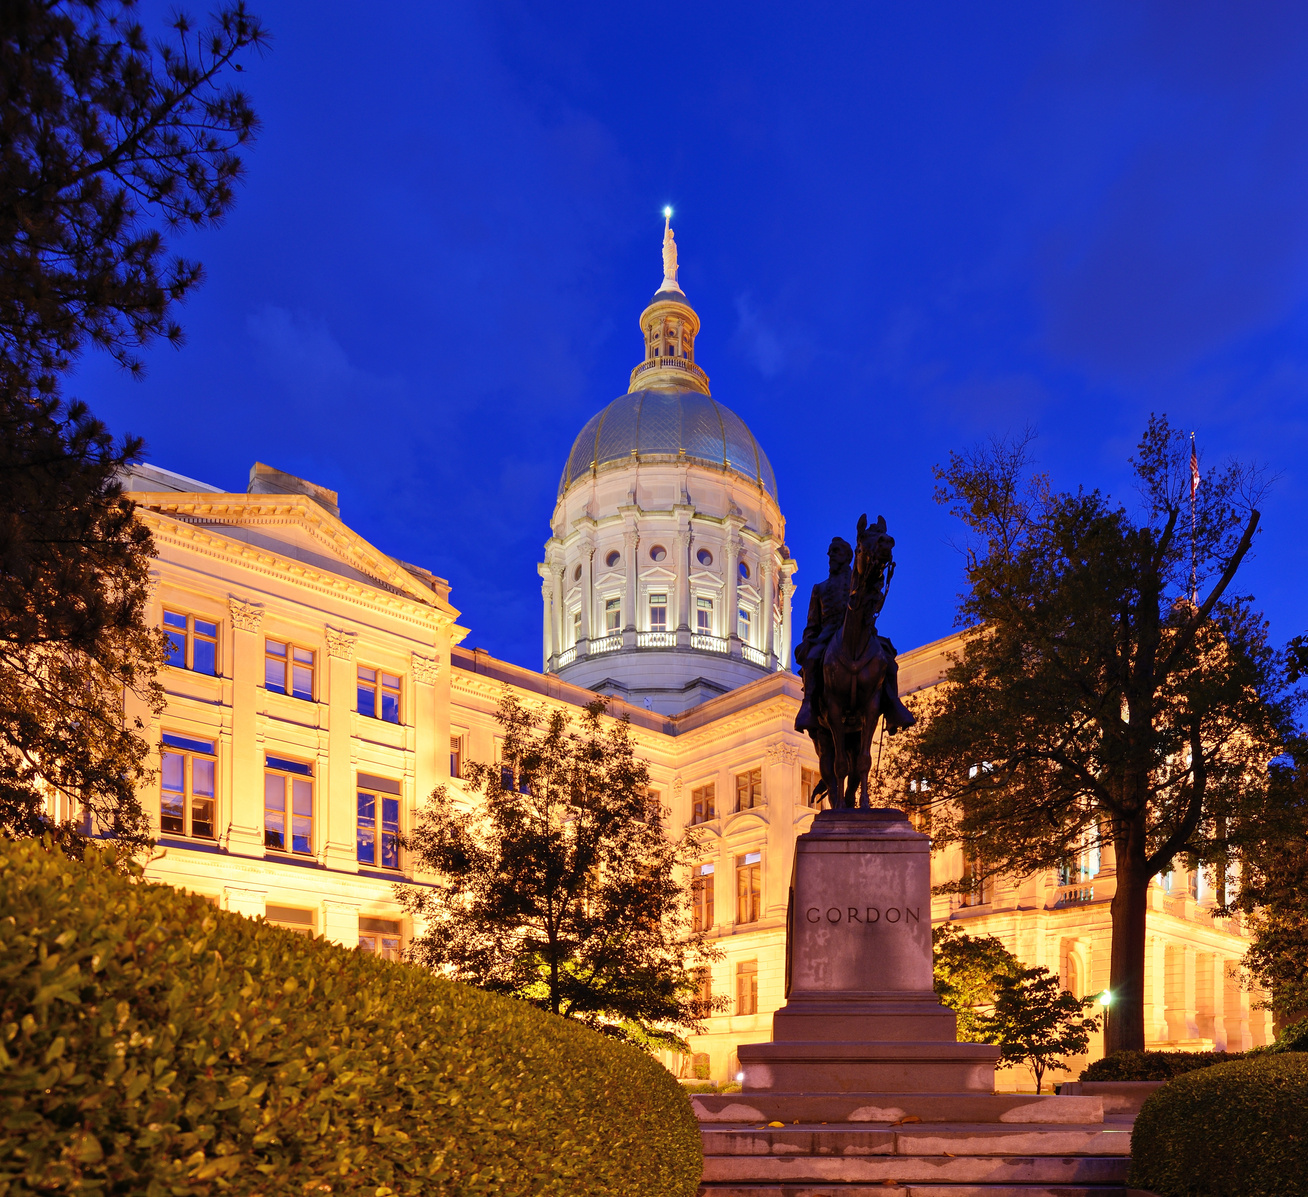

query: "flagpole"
left=1190, top=432, right=1198, bottom=606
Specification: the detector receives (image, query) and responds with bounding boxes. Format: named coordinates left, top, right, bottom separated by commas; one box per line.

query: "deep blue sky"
left=76, top=1, right=1308, bottom=667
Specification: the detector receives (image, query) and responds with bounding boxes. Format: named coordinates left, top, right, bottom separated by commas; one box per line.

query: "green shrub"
left=0, top=840, right=701, bottom=1196
left=1129, top=1054, right=1308, bottom=1196
left=1081, top=1049, right=1246, bottom=1081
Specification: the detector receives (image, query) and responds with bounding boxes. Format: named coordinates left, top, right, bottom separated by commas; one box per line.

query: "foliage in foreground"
left=1129, top=1054, right=1308, bottom=1197
left=976, top=965, right=1100, bottom=1093
left=931, top=922, right=1022, bottom=1042
left=0, top=839, right=702, bottom=1196
left=1082, top=1018, right=1308, bottom=1081
left=400, top=693, right=723, bottom=1051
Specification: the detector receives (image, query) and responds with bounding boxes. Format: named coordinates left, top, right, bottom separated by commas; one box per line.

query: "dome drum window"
left=649, top=544, right=668, bottom=562
left=739, top=560, right=751, bottom=581
left=573, top=564, right=582, bottom=582
left=696, top=548, right=714, bottom=566
left=605, top=550, right=621, bottom=568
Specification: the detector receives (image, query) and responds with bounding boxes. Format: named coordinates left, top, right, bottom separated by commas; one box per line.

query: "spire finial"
left=660, top=207, right=683, bottom=294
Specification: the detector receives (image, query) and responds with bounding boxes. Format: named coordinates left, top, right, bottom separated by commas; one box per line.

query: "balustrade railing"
left=589, top=635, right=621, bottom=655
left=692, top=633, right=728, bottom=654
left=637, top=631, right=676, bottom=648
left=742, top=644, right=767, bottom=667
left=1052, top=883, right=1095, bottom=907
left=556, top=646, right=576, bottom=668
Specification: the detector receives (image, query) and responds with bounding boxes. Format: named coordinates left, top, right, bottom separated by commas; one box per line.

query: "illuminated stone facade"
left=115, top=224, right=1271, bottom=1086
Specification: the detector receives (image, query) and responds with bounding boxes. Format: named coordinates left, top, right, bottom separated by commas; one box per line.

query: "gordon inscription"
left=805, top=905, right=921, bottom=924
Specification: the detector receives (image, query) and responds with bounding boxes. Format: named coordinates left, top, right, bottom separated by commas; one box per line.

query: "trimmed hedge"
left=1081, top=1049, right=1246, bottom=1081
left=0, top=840, right=701, bottom=1195
left=1129, top=1054, right=1308, bottom=1196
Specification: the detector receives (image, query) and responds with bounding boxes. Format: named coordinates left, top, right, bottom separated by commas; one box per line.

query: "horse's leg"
left=824, top=668, right=852, bottom=809
left=816, top=727, right=837, bottom=810
left=855, top=683, right=881, bottom=811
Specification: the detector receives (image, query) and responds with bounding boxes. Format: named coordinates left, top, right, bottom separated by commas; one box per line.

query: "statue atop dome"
left=660, top=207, right=683, bottom=294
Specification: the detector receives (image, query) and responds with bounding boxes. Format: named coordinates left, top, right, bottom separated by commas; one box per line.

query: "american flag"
left=1190, top=435, right=1201, bottom=501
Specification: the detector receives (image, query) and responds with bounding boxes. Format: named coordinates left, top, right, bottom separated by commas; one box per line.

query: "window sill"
left=157, top=836, right=226, bottom=855
left=263, top=852, right=324, bottom=869
left=357, top=866, right=406, bottom=881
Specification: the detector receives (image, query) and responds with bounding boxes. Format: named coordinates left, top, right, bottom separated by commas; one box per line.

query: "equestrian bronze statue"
left=794, top=514, right=915, bottom=809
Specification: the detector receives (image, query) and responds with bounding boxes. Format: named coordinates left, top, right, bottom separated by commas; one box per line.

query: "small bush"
left=1081, top=1049, right=1246, bottom=1081
left=1129, top=1054, right=1308, bottom=1196
left=0, top=840, right=701, bottom=1196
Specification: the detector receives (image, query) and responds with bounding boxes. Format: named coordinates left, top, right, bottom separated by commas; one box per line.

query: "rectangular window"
left=736, top=851, right=762, bottom=924
left=450, top=735, right=463, bottom=779
left=691, top=782, right=716, bottom=824
left=357, top=665, right=401, bottom=722
left=737, top=606, right=751, bottom=642
left=359, top=916, right=402, bottom=961
left=736, top=767, right=763, bottom=812
left=692, top=862, right=715, bottom=932
left=605, top=597, right=622, bottom=634
left=264, top=754, right=313, bottom=855
left=736, top=958, right=759, bottom=1016
left=801, top=767, right=819, bottom=807
left=163, top=610, right=219, bottom=675
left=695, top=967, right=713, bottom=1016
left=572, top=609, right=582, bottom=645
left=649, top=593, right=667, bottom=632
left=696, top=596, right=713, bottom=634
left=356, top=773, right=401, bottom=869
left=265, top=639, right=315, bottom=701
left=959, top=852, right=991, bottom=907
left=160, top=732, right=216, bottom=839
left=265, top=905, right=314, bottom=937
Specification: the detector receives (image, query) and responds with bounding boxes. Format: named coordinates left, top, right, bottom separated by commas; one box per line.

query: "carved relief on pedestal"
left=325, top=626, right=357, bottom=660
left=411, top=652, right=441, bottom=685
left=228, top=597, right=264, bottom=633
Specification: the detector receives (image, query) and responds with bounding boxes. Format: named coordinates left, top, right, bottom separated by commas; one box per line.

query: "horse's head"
left=853, top=513, right=895, bottom=592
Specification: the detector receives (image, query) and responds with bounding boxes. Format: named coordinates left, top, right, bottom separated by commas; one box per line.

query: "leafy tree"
left=932, top=922, right=1022, bottom=1042
left=893, top=418, right=1296, bottom=1054
left=0, top=1, right=265, bottom=846
left=399, top=694, right=724, bottom=1052
left=978, top=966, right=1101, bottom=1093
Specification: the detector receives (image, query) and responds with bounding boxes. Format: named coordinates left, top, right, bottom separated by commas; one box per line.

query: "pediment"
left=137, top=492, right=450, bottom=612
left=640, top=566, right=678, bottom=585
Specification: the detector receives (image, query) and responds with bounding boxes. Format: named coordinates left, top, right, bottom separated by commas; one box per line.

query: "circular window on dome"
left=605, top=550, right=621, bottom=568
left=697, top=548, right=714, bottom=567
left=573, top=564, right=582, bottom=582
left=649, top=545, right=668, bottom=562
left=739, top=560, right=751, bottom=581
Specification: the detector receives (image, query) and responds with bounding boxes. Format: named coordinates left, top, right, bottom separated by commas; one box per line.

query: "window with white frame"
left=160, top=732, right=216, bottom=840
left=696, top=596, right=713, bottom=634
left=264, top=754, right=314, bottom=855
left=649, top=593, right=667, bottom=632
left=605, top=597, right=621, bottom=634
left=572, top=609, right=581, bottom=645
left=737, top=606, right=751, bottom=642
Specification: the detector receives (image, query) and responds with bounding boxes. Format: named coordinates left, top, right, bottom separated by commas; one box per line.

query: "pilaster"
left=761, top=545, right=777, bottom=666
left=323, top=626, right=358, bottom=873
left=224, top=884, right=266, bottom=919
left=227, top=598, right=265, bottom=856
left=321, top=898, right=361, bottom=949
left=537, top=563, right=553, bottom=666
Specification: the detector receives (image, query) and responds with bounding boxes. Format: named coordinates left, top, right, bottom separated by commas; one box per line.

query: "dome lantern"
left=629, top=212, right=710, bottom=396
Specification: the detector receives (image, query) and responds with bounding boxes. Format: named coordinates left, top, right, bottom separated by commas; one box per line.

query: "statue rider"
left=794, top=535, right=914, bottom=736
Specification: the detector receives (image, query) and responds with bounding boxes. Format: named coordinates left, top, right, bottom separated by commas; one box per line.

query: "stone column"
left=551, top=562, right=565, bottom=658
left=227, top=598, right=265, bottom=856
left=780, top=570, right=796, bottom=671
left=578, top=538, right=595, bottom=649
left=537, top=563, right=553, bottom=667
left=675, top=524, right=692, bottom=646
left=725, top=524, right=743, bottom=656
left=761, top=546, right=777, bottom=666
left=1207, top=953, right=1227, bottom=1049
left=321, top=898, right=361, bottom=949
left=324, top=626, right=358, bottom=873
left=1148, top=935, right=1168, bottom=1044
left=623, top=525, right=640, bottom=645
left=1179, top=944, right=1198, bottom=1041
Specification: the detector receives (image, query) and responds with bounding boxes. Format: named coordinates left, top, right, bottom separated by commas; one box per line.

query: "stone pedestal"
left=738, top=807, right=999, bottom=1094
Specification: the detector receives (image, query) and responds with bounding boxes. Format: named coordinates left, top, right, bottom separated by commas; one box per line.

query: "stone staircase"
left=694, top=1091, right=1135, bottom=1197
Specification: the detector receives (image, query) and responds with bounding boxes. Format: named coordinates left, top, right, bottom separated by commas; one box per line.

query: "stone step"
left=694, top=1093, right=1105, bottom=1125
left=699, top=1185, right=1130, bottom=1196
left=702, top=1123, right=1130, bottom=1159
left=702, top=1150, right=1130, bottom=1186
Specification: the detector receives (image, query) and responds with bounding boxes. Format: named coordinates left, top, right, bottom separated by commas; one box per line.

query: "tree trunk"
left=1105, top=815, right=1150, bottom=1054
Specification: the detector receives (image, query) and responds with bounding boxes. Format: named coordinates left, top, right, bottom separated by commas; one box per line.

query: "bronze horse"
left=814, top=515, right=900, bottom=809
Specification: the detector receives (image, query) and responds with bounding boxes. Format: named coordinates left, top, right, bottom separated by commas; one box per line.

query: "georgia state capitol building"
left=115, top=219, right=1271, bottom=1084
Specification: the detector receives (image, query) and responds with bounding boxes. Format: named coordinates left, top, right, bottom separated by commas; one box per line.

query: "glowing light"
left=663, top=206, right=673, bottom=219
left=1099, top=990, right=1112, bottom=1006
left=735, top=1070, right=744, bottom=1083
